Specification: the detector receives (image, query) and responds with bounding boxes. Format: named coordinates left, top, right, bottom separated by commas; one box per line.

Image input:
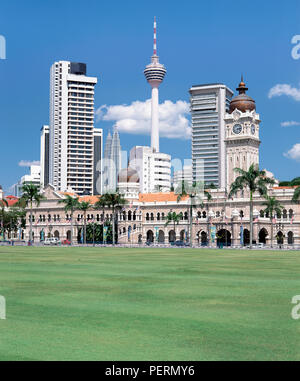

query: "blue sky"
left=0, top=0, right=300, bottom=192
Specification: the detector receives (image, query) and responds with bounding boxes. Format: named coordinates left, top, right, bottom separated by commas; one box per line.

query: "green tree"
left=262, top=196, right=283, bottom=248
left=78, top=201, right=91, bottom=244
left=20, top=183, right=45, bottom=243
left=58, top=195, right=79, bottom=245
left=0, top=199, right=8, bottom=240
left=102, top=192, right=127, bottom=245
left=175, top=181, right=207, bottom=246
left=94, top=196, right=108, bottom=242
left=228, top=164, right=274, bottom=249
left=164, top=211, right=183, bottom=241
left=292, top=186, right=300, bottom=202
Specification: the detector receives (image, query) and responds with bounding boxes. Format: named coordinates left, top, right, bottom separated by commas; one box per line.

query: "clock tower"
left=224, top=77, right=261, bottom=190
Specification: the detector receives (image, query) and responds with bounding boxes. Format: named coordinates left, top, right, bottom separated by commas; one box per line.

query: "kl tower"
left=144, top=17, right=166, bottom=153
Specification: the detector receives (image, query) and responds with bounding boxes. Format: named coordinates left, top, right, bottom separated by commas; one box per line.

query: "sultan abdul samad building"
left=24, top=79, right=300, bottom=247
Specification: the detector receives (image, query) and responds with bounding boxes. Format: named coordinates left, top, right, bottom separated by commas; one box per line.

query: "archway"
left=66, top=230, right=71, bottom=241
left=217, top=229, right=231, bottom=247
left=243, top=229, right=250, bottom=245
left=276, top=231, right=284, bottom=245
left=168, top=230, right=176, bottom=243
left=138, top=234, right=142, bottom=244
left=54, top=230, right=60, bottom=238
left=158, top=230, right=165, bottom=243
left=146, top=230, right=154, bottom=243
left=259, top=228, right=268, bottom=244
left=180, top=230, right=185, bottom=241
left=201, top=231, right=208, bottom=246
left=288, top=231, right=294, bottom=245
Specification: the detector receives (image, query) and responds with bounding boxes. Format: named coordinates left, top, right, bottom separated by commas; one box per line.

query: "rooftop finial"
left=153, top=16, right=157, bottom=55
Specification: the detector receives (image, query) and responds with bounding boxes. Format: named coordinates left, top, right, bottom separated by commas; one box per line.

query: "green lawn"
left=0, top=246, right=300, bottom=360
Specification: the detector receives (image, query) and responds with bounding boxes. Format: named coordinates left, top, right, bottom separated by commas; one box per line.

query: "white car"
left=44, top=237, right=60, bottom=245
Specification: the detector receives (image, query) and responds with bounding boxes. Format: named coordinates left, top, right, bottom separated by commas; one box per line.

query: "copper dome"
left=229, top=76, right=256, bottom=114
left=118, top=167, right=140, bottom=183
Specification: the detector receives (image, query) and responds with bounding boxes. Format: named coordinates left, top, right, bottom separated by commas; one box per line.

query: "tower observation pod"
left=144, top=17, right=166, bottom=153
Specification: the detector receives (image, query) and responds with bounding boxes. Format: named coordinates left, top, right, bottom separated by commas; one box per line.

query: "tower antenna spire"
left=153, top=16, right=157, bottom=55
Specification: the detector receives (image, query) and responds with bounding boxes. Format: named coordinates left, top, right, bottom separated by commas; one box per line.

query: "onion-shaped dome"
left=229, top=76, right=256, bottom=114
left=118, top=167, right=139, bottom=183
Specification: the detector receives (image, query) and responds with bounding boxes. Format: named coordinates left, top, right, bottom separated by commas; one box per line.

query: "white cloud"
left=96, top=99, right=191, bottom=139
left=268, top=83, right=300, bottom=101
left=281, top=121, right=300, bottom=127
left=284, top=143, right=300, bottom=161
left=18, top=160, right=40, bottom=167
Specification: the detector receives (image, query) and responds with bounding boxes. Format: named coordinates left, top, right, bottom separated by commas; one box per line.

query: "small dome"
left=229, top=76, right=256, bottom=114
left=118, top=167, right=139, bottom=183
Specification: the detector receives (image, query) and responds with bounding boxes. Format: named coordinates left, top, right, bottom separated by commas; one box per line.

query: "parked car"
left=44, top=237, right=60, bottom=245
left=61, top=239, right=71, bottom=245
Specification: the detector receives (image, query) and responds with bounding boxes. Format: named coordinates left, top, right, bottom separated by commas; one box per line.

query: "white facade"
left=189, top=84, right=233, bottom=188
left=173, top=164, right=193, bottom=189
left=49, top=61, right=97, bottom=195
left=129, top=146, right=171, bottom=193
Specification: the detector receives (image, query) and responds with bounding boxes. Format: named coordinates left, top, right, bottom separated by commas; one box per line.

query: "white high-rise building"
left=13, top=165, right=41, bottom=197
left=49, top=61, right=98, bottom=195
left=189, top=83, right=233, bottom=188
left=129, top=146, right=171, bottom=193
left=102, top=128, right=121, bottom=193
left=173, top=164, right=193, bottom=190
left=144, top=17, right=166, bottom=153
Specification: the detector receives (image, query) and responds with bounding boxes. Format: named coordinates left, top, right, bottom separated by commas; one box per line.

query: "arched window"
left=184, top=212, right=188, bottom=220
left=146, top=213, right=150, bottom=221
left=162, top=212, right=165, bottom=220
left=216, top=211, right=220, bottom=217
left=128, top=211, right=132, bottom=221
left=277, top=211, right=282, bottom=219
left=197, top=211, right=201, bottom=218
left=260, top=210, right=264, bottom=218
left=48, top=214, right=51, bottom=221
left=157, top=212, right=160, bottom=221
left=150, top=213, right=154, bottom=221
left=289, top=209, right=294, bottom=219
left=240, top=210, right=244, bottom=218
left=283, top=209, right=287, bottom=219
left=288, top=231, right=294, bottom=245
left=133, top=211, right=136, bottom=221
left=202, top=211, right=206, bottom=218
left=97, top=214, right=100, bottom=221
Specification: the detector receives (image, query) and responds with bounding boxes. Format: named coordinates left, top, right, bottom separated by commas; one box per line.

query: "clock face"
left=251, top=124, right=255, bottom=135
left=233, top=124, right=242, bottom=134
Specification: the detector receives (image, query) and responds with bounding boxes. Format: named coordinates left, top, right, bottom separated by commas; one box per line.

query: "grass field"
left=0, top=246, right=300, bottom=360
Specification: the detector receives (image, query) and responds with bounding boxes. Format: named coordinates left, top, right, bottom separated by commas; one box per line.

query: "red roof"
left=5, top=195, right=19, bottom=207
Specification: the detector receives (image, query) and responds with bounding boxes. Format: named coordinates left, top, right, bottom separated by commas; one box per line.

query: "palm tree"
left=204, top=185, right=213, bottom=246
left=292, top=186, right=300, bottom=202
left=0, top=199, right=8, bottom=240
left=103, top=192, right=127, bottom=245
left=58, top=195, right=79, bottom=245
left=94, top=195, right=108, bottom=242
left=21, top=183, right=45, bottom=243
left=165, top=211, right=183, bottom=241
left=262, top=196, right=283, bottom=248
left=175, top=181, right=206, bottom=247
left=228, top=164, right=275, bottom=249
left=78, top=201, right=91, bottom=244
